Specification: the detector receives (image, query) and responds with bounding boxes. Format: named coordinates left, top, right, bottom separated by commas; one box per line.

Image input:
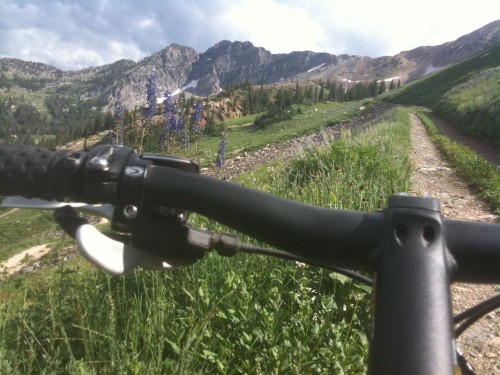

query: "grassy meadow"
left=0, top=209, right=61, bottom=262
left=184, top=100, right=368, bottom=167
left=0, top=105, right=413, bottom=374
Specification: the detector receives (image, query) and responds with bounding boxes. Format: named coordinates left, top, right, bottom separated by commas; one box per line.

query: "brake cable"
left=213, top=236, right=373, bottom=286
left=454, top=293, right=500, bottom=337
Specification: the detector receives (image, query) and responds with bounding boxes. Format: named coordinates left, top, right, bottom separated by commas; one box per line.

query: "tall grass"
left=270, top=107, right=412, bottom=211
left=0, top=107, right=413, bottom=374
left=434, top=66, right=500, bottom=145
left=0, top=209, right=61, bottom=261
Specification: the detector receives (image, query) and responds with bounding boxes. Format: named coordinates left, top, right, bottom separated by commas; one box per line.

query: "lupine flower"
left=112, top=104, right=124, bottom=145
left=162, top=91, right=177, bottom=152
left=190, top=102, right=203, bottom=151
left=215, top=125, right=227, bottom=168
left=191, top=102, right=203, bottom=135
left=144, top=75, right=157, bottom=123
left=174, top=112, right=183, bottom=134
left=178, top=116, right=190, bottom=150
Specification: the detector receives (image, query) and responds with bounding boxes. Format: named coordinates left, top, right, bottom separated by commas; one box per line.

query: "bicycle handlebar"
left=0, top=144, right=87, bottom=201
left=0, top=144, right=499, bottom=282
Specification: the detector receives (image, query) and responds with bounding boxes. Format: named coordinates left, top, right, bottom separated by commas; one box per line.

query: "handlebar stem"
left=368, top=196, right=457, bottom=375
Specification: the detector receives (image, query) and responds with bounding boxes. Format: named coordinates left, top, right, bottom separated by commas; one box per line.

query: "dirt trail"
left=409, top=112, right=499, bottom=375
left=0, top=208, right=18, bottom=218
left=0, top=244, right=51, bottom=276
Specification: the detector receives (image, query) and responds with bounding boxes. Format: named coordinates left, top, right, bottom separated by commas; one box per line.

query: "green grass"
left=434, top=66, right=500, bottom=145
left=0, top=106, right=413, bottom=374
left=0, top=209, right=62, bottom=261
left=30, top=134, right=57, bottom=143
left=0, top=87, right=52, bottom=118
left=270, top=106, right=412, bottom=211
left=180, top=101, right=368, bottom=166
left=417, top=111, right=500, bottom=214
left=224, top=112, right=262, bottom=127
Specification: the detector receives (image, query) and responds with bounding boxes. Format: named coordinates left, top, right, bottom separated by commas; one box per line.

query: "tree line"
left=0, top=93, right=112, bottom=147
left=234, top=77, right=401, bottom=128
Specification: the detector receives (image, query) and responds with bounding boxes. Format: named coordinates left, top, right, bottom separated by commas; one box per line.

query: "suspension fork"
left=368, top=196, right=458, bottom=375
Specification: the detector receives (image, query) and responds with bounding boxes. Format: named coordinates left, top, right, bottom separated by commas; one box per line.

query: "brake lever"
left=54, top=205, right=213, bottom=275
left=75, top=222, right=184, bottom=275
left=1, top=195, right=114, bottom=219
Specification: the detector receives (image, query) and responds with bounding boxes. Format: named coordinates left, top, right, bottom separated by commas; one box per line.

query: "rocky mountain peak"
left=1, top=20, right=498, bottom=110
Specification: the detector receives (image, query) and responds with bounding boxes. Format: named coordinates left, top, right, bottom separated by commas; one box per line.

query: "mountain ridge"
left=1, top=19, right=499, bottom=110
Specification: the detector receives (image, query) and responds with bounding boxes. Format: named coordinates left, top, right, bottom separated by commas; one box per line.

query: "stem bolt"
left=123, top=205, right=139, bottom=219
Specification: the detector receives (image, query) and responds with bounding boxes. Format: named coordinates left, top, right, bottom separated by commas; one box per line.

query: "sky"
left=1, top=0, right=498, bottom=71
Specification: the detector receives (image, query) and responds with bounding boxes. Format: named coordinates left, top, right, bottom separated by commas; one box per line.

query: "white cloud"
left=217, top=0, right=327, bottom=52
left=0, top=0, right=498, bottom=70
left=137, top=19, right=154, bottom=29
left=307, top=0, right=500, bottom=56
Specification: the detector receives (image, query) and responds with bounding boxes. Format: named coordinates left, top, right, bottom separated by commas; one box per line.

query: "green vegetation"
left=417, top=111, right=500, bottom=214
left=0, top=209, right=61, bottom=261
left=0, top=107, right=413, bottom=373
left=0, top=93, right=111, bottom=147
left=386, top=42, right=500, bottom=145
left=385, top=43, right=500, bottom=107
left=435, top=66, right=500, bottom=145
left=181, top=101, right=368, bottom=167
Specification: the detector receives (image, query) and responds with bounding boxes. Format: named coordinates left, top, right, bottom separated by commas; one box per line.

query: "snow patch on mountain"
left=156, top=80, right=199, bottom=103
left=379, top=76, right=400, bottom=82
left=424, top=65, right=441, bottom=75
left=172, top=80, right=199, bottom=95
left=307, top=63, right=326, bottom=73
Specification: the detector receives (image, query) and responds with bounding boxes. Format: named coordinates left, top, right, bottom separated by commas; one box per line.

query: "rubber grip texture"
left=0, top=145, right=87, bottom=201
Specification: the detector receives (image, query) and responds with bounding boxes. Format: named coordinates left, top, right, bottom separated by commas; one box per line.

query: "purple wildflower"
left=144, top=75, right=157, bottom=122
left=162, top=91, right=178, bottom=152
left=112, top=104, right=124, bottom=145
left=215, top=125, right=227, bottom=168
left=177, top=116, right=189, bottom=150
left=190, top=102, right=203, bottom=135
left=189, top=102, right=203, bottom=151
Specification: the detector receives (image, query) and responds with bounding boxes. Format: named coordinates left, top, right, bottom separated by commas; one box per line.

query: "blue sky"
left=1, top=0, right=498, bottom=71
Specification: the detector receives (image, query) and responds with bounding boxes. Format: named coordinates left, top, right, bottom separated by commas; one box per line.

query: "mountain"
left=1, top=20, right=499, bottom=110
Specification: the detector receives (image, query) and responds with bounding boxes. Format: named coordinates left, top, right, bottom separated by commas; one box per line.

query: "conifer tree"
left=378, top=80, right=386, bottom=95
left=318, top=86, right=325, bottom=101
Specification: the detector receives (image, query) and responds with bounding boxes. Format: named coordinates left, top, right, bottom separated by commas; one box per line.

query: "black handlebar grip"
left=0, top=145, right=88, bottom=201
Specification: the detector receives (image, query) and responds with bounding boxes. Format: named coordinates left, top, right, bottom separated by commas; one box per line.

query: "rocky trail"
left=1, top=108, right=499, bottom=373
left=409, top=112, right=499, bottom=374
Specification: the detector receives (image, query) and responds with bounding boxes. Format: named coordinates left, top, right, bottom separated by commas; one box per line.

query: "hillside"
left=385, top=42, right=500, bottom=146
